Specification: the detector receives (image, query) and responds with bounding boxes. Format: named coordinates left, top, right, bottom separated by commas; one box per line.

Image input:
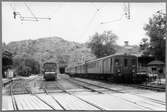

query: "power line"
left=90, top=2, right=100, bottom=11
left=79, top=8, right=100, bottom=39
left=79, top=3, right=103, bottom=39
left=10, top=2, right=51, bottom=21
left=100, top=14, right=124, bottom=24
left=24, top=2, right=38, bottom=21
left=100, top=3, right=130, bottom=25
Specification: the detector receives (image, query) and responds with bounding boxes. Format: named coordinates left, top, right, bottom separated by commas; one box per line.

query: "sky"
left=2, top=2, right=166, bottom=45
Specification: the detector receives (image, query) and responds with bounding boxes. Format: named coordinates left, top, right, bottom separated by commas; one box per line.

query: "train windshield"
left=44, top=63, right=56, bottom=68
left=43, top=63, right=57, bottom=72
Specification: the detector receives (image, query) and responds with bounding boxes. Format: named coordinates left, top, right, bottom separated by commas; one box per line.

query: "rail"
left=73, top=77, right=165, bottom=106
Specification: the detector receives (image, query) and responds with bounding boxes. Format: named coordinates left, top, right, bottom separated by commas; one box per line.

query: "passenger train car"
left=43, top=62, right=57, bottom=81
left=66, top=54, right=147, bottom=83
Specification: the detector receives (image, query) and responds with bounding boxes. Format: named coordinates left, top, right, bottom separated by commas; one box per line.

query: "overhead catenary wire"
left=100, top=14, right=124, bottom=24
left=24, top=2, right=38, bottom=21
left=91, top=2, right=105, bottom=12
left=100, top=3, right=130, bottom=25
left=89, top=2, right=108, bottom=33
left=90, top=2, right=100, bottom=11
left=10, top=2, right=51, bottom=21
left=79, top=4, right=101, bottom=39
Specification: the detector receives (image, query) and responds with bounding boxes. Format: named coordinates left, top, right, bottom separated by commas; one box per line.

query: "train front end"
left=43, top=63, right=57, bottom=81
left=113, top=55, right=138, bottom=83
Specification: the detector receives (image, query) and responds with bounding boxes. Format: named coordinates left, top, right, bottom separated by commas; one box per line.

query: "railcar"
left=43, top=62, right=57, bottom=81
left=66, top=54, right=147, bottom=83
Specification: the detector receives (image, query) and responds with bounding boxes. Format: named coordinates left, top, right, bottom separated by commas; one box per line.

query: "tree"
left=13, top=57, right=40, bottom=76
left=2, top=51, right=13, bottom=78
left=88, top=31, right=117, bottom=58
left=139, top=38, right=150, bottom=56
left=142, top=12, right=166, bottom=61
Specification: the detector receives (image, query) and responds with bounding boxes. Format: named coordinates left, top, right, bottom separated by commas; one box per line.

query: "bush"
left=13, top=57, right=40, bottom=76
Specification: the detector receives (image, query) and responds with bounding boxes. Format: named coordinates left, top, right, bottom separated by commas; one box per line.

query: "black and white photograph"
left=2, top=1, right=166, bottom=111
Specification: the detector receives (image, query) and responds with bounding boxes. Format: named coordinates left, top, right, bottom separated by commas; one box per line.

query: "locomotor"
left=65, top=54, right=147, bottom=83
left=43, top=62, right=57, bottom=81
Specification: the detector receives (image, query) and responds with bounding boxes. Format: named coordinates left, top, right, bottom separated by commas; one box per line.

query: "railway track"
left=131, top=84, right=165, bottom=92
left=54, top=81, right=105, bottom=110
left=67, top=78, right=124, bottom=93
left=39, top=80, right=104, bottom=110
left=9, top=78, right=56, bottom=110
left=70, top=77, right=165, bottom=106
left=23, top=80, right=64, bottom=110
left=65, top=78, right=104, bottom=94
left=66, top=78, right=162, bottom=110
left=6, top=75, right=165, bottom=110
left=22, top=78, right=103, bottom=110
left=10, top=81, right=19, bottom=110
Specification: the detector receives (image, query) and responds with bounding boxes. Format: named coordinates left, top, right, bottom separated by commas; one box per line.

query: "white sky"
left=2, top=2, right=166, bottom=45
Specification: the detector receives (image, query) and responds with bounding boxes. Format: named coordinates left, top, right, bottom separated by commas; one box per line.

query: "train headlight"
left=45, top=72, right=55, bottom=74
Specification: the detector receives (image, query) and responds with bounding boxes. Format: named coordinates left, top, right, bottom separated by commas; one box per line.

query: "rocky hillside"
left=4, top=36, right=96, bottom=67
left=3, top=37, right=141, bottom=67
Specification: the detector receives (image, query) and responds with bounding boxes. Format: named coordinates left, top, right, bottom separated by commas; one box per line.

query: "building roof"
left=147, top=60, right=165, bottom=66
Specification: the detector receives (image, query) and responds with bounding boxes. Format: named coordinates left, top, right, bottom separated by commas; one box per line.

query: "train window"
left=131, top=59, right=136, bottom=65
left=115, top=59, right=119, bottom=65
left=124, top=59, right=128, bottom=67
left=88, top=62, right=95, bottom=68
left=152, top=67, right=157, bottom=71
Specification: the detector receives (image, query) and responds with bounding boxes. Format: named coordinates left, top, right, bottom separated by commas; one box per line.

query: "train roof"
left=43, top=62, right=57, bottom=64
left=86, top=53, right=137, bottom=63
left=67, top=53, right=137, bottom=68
left=67, top=63, right=85, bottom=68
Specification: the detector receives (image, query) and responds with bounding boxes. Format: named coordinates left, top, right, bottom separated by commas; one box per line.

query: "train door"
left=114, top=58, right=120, bottom=72
left=131, top=58, right=137, bottom=74
left=102, top=60, right=104, bottom=73
left=110, top=58, right=113, bottom=73
left=85, top=64, right=87, bottom=73
left=123, top=58, right=128, bottom=73
left=99, top=60, right=102, bottom=73
left=75, top=67, right=77, bottom=73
